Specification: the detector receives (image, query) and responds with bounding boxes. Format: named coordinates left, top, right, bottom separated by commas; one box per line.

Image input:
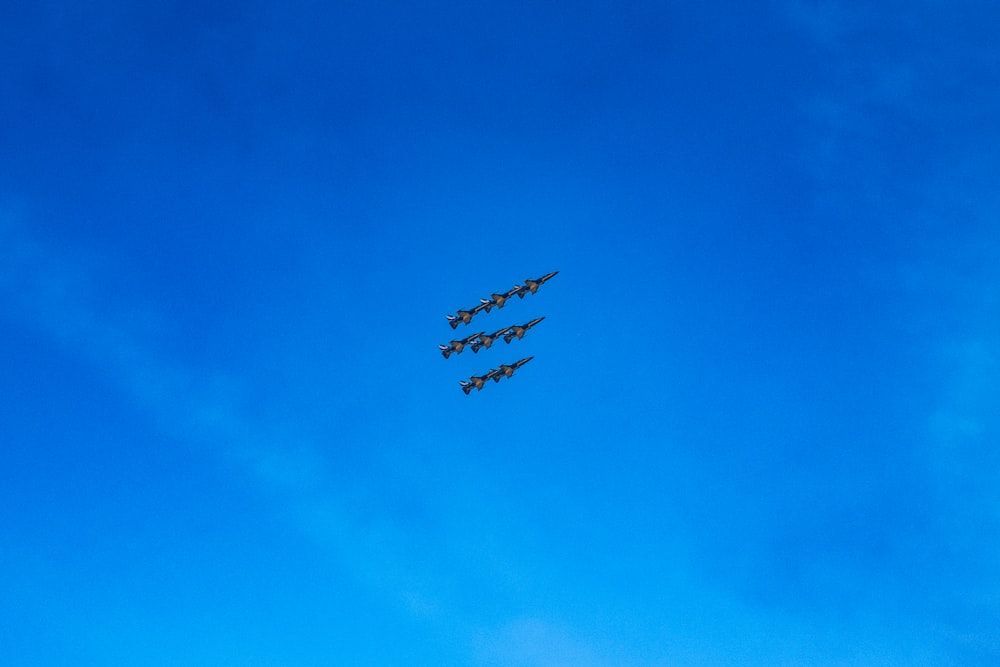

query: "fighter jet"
left=445, top=301, right=489, bottom=329
left=439, top=331, right=485, bottom=359
left=483, top=285, right=526, bottom=311
left=491, top=356, right=534, bottom=382
left=470, top=326, right=512, bottom=353
left=521, top=271, right=558, bottom=295
left=503, top=317, right=545, bottom=344
left=459, top=369, right=501, bottom=394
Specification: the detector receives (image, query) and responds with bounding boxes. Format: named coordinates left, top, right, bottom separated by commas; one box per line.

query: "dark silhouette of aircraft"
left=470, top=326, right=512, bottom=353
left=509, top=284, right=532, bottom=300
left=446, top=301, right=489, bottom=329
left=503, top=317, right=545, bottom=344
left=521, top=271, right=558, bottom=295
left=482, top=285, right=525, bottom=311
left=491, top=356, right=534, bottom=381
left=439, top=331, right=485, bottom=359
left=459, top=369, right=501, bottom=394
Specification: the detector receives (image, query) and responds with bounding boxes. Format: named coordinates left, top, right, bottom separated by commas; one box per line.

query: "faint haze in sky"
left=1, top=1, right=999, bottom=665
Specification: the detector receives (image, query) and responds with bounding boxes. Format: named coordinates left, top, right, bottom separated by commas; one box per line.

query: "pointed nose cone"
left=521, top=356, right=534, bottom=365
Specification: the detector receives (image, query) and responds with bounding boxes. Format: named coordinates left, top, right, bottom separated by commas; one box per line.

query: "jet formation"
left=446, top=271, right=558, bottom=328
left=440, top=272, right=557, bottom=394
left=458, top=357, right=534, bottom=395
left=439, top=317, right=546, bottom=359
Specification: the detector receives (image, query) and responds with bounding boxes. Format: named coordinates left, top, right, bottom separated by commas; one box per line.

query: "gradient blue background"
left=2, top=1, right=999, bottom=665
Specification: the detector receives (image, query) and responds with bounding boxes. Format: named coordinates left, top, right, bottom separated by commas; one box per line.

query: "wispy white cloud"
left=0, top=209, right=415, bottom=595
left=930, top=339, right=998, bottom=450
left=769, top=5, right=1000, bottom=659
left=779, top=0, right=856, bottom=47
left=1, top=210, right=626, bottom=666
left=776, top=0, right=1000, bottom=196
left=894, top=174, right=1000, bottom=525
left=473, top=617, right=614, bottom=667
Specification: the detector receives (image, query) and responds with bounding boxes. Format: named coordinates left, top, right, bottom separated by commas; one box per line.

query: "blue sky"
left=2, top=1, right=999, bottom=665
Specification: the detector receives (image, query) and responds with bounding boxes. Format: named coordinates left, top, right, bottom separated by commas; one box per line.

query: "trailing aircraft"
left=503, top=317, right=545, bottom=344
left=439, top=331, right=485, bottom=359
left=482, top=285, right=526, bottom=312
left=470, top=326, right=512, bottom=353
left=459, top=369, right=501, bottom=394
left=521, top=271, right=558, bottom=296
left=491, top=356, right=534, bottom=381
left=445, top=301, right=489, bottom=329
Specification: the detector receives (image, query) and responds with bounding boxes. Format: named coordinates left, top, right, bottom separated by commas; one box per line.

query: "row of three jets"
left=439, top=317, right=544, bottom=358
left=459, top=357, right=533, bottom=394
left=446, top=271, right=558, bottom=329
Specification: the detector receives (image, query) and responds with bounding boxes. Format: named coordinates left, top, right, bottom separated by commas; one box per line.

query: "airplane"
left=470, top=326, right=513, bottom=353
left=503, top=317, right=544, bottom=344
left=459, top=369, right=501, bottom=394
left=483, top=285, right=526, bottom=311
left=521, top=271, right=558, bottom=296
left=491, top=356, right=534, bottom=381
left=439, top=331, right=485, bottom=359
left=445, top=301, right=489, bottom=329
